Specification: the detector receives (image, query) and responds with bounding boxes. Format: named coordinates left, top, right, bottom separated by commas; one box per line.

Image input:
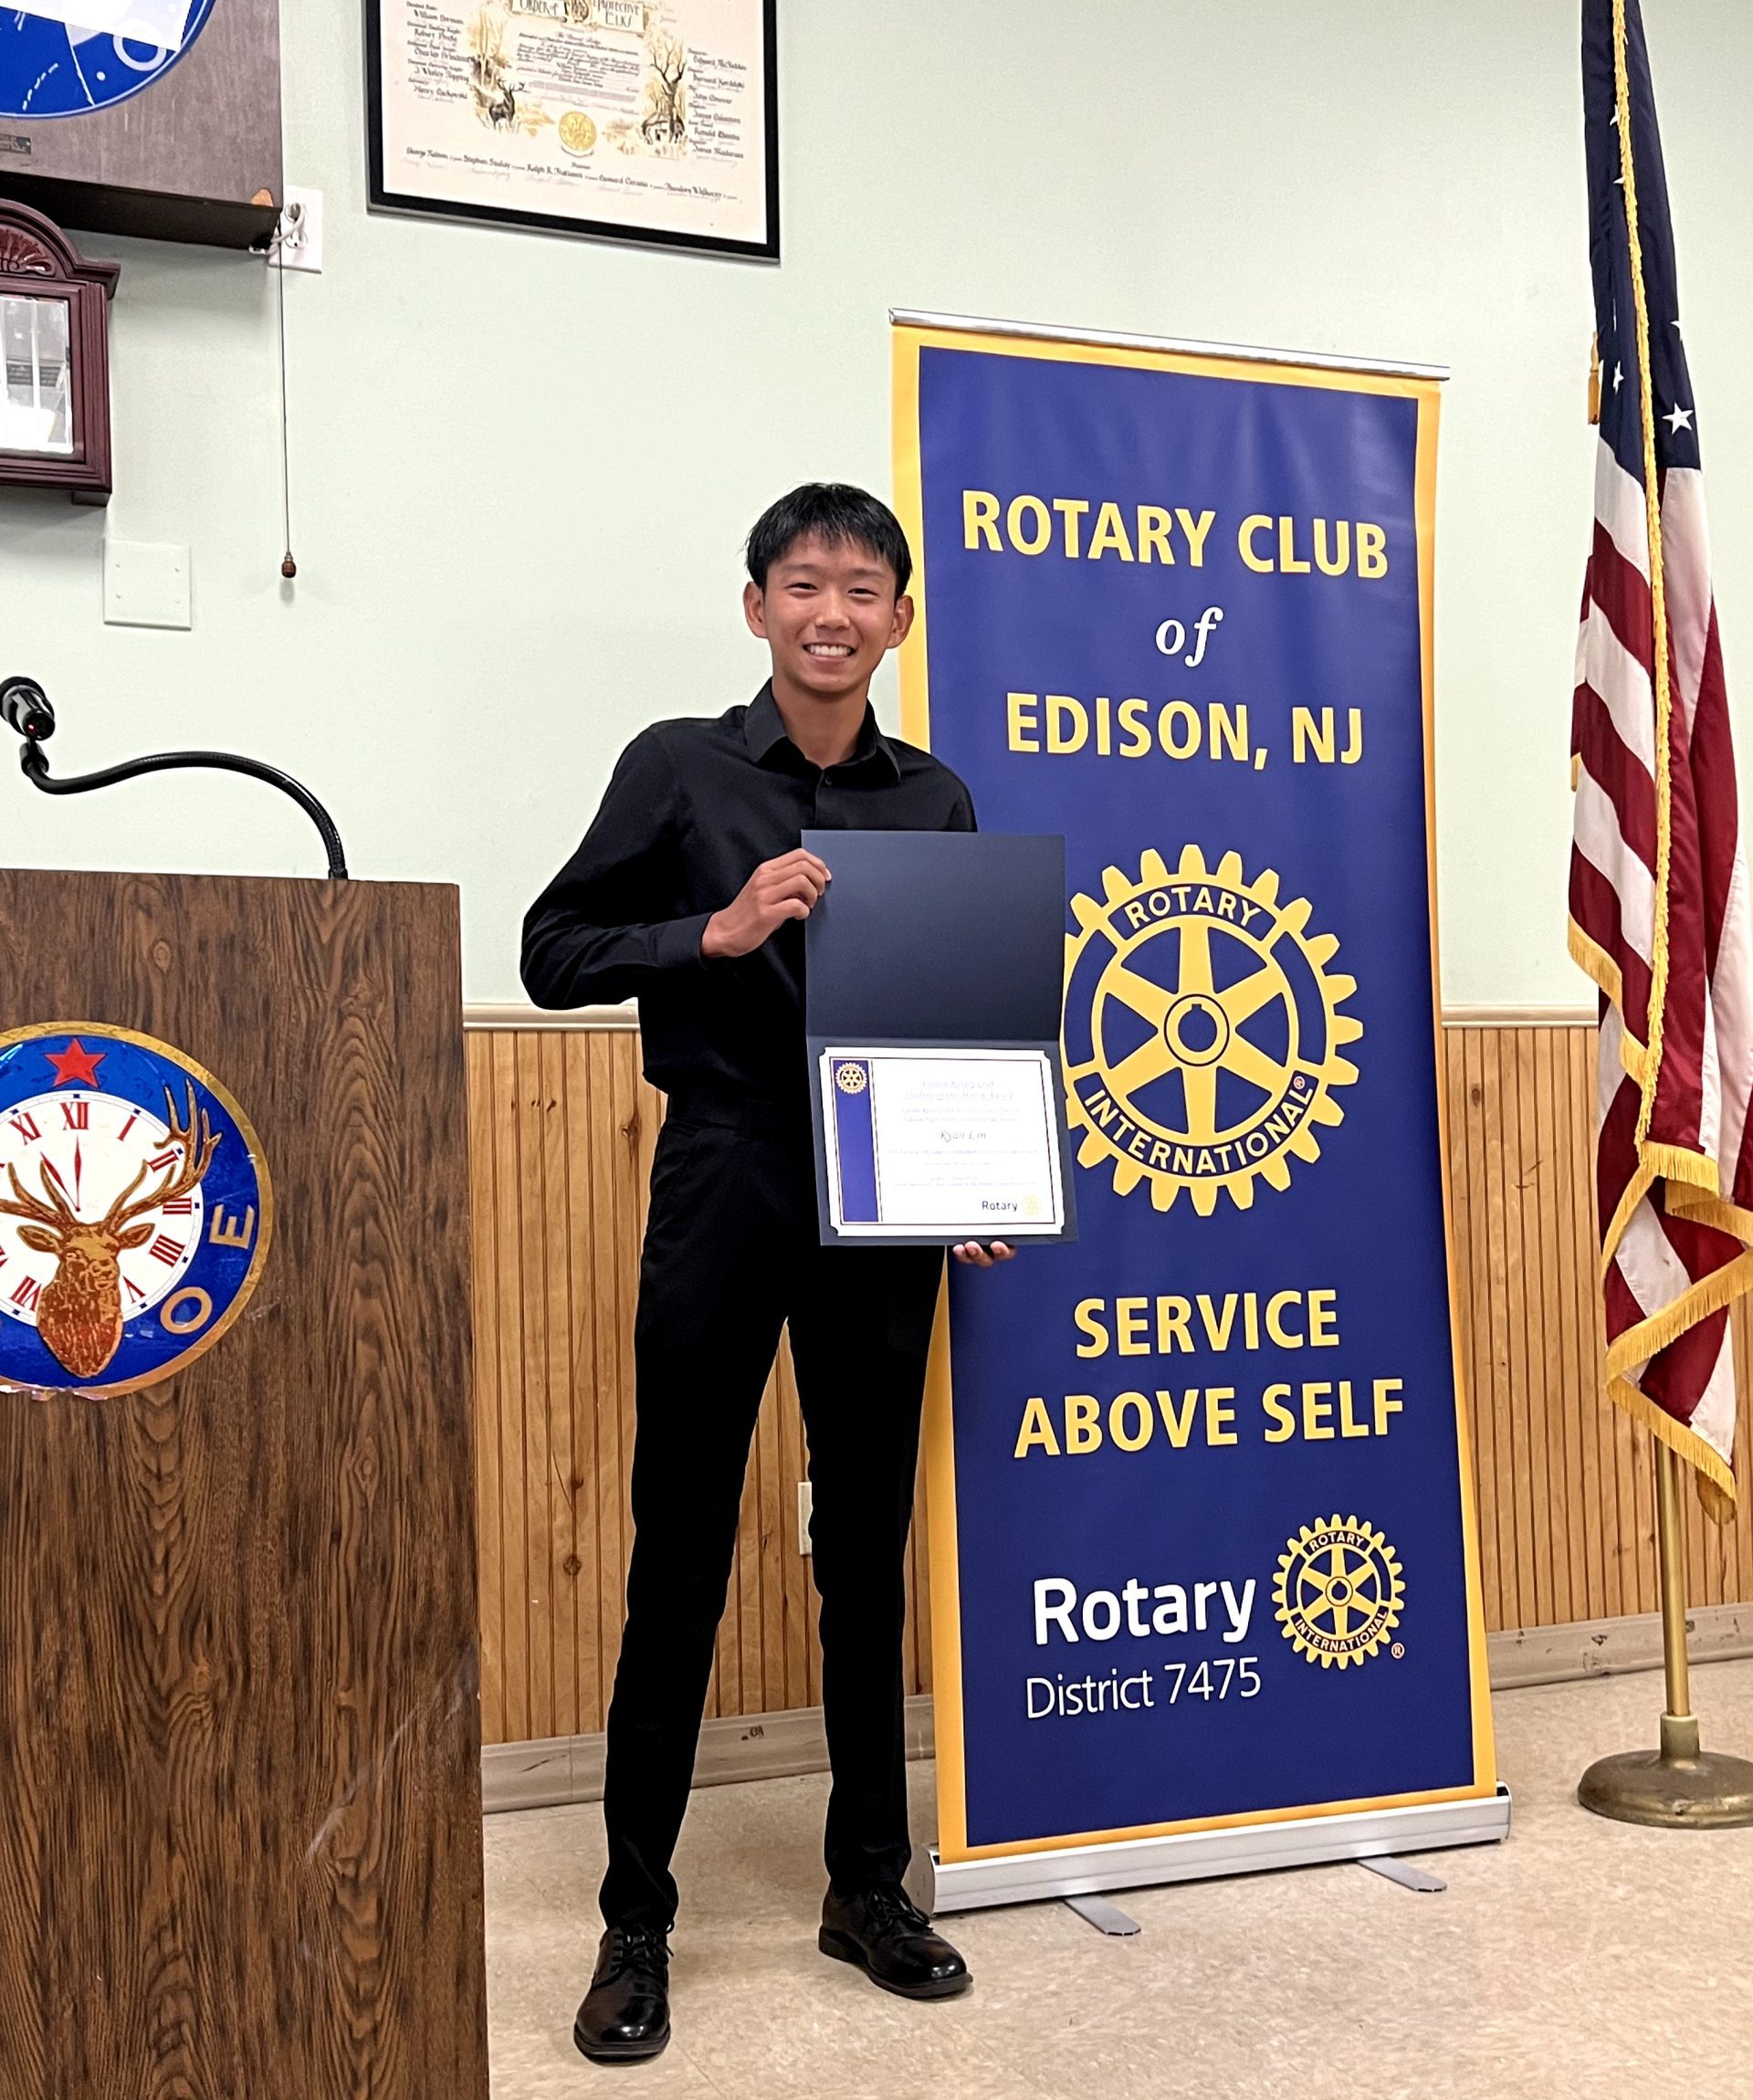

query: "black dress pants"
left=599, top=1097, right=944, bottom=1929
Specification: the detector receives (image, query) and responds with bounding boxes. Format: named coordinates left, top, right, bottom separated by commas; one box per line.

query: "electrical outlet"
left=274, top=186, right=323, bottom=274
left=796, top=1480, right=814, bottom=1556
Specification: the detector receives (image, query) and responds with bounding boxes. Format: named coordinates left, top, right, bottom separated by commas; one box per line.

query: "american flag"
left=1570, top=0, right=1752, bottom=1521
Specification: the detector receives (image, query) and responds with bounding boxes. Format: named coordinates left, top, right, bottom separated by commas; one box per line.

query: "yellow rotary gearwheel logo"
left=834, top=1061, right=868, bottom=1095
left=1274, top=1515, right=1405, bottom=1669
left=1061, top=845, right=1360, bottom=1215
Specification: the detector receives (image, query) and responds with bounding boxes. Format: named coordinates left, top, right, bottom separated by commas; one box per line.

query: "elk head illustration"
left=0, top=1084, right=220, bottom=1381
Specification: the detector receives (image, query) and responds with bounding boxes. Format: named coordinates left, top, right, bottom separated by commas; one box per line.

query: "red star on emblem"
left=44, top=1037, right=105, bottom=1088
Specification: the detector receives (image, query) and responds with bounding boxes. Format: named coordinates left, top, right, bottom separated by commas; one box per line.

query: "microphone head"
left=0, top=677, right=54, bottom=741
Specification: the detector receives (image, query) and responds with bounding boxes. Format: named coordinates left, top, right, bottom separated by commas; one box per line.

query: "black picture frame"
left=363, top=0, right=779, bottom=262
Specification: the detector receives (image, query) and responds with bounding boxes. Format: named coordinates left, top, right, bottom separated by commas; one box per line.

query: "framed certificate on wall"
left=366, top=0, right=779, bottom=260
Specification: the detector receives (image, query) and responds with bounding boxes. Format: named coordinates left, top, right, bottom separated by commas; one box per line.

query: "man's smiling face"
left=743, top=532, right=913, bottom=703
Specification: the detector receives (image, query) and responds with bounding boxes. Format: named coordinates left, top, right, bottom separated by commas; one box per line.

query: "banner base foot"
left=1357, top=1853, right=1446, bottom=1893
left=915, top=1786, right=1510, bottom=1916
left=1063, top=1893, right=1141, bottom=1936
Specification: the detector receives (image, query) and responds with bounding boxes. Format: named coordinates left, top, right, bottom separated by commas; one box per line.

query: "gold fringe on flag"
left=1570, top=0, right=1750, bottom=1520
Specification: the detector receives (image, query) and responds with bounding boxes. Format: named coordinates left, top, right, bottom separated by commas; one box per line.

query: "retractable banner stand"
left=891, top=316, right=1505, bottom=1910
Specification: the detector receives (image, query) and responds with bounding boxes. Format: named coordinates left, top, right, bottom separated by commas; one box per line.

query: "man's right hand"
left=701, top=848, right=831, bottom=960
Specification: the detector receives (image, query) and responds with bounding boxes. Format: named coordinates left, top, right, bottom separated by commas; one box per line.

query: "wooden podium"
left=0, top=871, right=488, bottom=2099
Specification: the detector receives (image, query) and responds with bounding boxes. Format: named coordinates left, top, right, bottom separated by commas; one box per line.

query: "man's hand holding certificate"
left=803, top=830, right=1076, bottom=1250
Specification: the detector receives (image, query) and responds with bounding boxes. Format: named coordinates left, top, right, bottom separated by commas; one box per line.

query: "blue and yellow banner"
left=893, top=319, right=1495, bottom=1864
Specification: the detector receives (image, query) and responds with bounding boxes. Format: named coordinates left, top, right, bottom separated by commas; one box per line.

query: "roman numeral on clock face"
left=149, top=1235, right=186, bottom=1267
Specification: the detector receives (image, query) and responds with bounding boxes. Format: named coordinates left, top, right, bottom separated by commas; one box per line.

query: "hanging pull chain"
left=276, top=216, right=296, bottom=580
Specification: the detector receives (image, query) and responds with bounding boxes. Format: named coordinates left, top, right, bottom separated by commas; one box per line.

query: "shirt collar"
left=743, top=682, right=900, bottom=782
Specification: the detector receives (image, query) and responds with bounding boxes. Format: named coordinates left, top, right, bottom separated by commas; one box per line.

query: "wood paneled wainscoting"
left=465, top=1009, right=1753, bottom=1754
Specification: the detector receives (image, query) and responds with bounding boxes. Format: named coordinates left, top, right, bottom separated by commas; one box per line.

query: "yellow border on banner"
left=892, top=320, right=1496, bottom=1866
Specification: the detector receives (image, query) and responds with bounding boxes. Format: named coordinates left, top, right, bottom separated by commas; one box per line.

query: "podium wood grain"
left=0, top=871, right=487, bottom=2100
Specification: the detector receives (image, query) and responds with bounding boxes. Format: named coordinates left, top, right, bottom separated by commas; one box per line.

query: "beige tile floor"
left=484, top=1658, right=1753, bottom=2099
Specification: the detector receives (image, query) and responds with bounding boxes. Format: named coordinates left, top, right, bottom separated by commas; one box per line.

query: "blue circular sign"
left=1, top=0, right=217, bottom=121
left=0, top=1024, right=271, bottom=1396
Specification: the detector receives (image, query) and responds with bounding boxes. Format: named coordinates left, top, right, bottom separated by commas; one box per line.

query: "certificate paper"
left=368, top=0, right=778, bottom=257
left=821, top=1048, right=1065, bottom=1240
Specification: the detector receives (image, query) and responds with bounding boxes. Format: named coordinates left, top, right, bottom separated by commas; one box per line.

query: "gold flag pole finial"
left=1580, top=1444, right=1753, bottom=1825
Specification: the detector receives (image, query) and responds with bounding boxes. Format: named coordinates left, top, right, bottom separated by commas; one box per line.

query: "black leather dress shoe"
left=819, top=1883, right=971, bottom=2000
left=573, top=1925, right=671, bottom=2063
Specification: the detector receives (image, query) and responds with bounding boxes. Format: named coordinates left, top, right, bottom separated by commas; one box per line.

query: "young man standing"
left=521, top=485, right=1013, bottom=2064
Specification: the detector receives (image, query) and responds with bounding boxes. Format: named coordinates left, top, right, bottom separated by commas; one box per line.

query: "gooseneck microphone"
left=0, top=676, right=54, bottom=742
left=3, top=674, right=350, bottom=882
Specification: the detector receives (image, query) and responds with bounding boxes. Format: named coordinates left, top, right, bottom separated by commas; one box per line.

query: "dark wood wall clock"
left=0, top=197, right=118, bottom=505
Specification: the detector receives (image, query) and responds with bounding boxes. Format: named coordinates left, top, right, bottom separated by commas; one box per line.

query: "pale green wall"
left=4, top=0, right=1748, bottom=1004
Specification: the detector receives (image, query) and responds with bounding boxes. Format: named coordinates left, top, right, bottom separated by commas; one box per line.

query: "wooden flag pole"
left=1579, top=1443, right=1753, bottom=1827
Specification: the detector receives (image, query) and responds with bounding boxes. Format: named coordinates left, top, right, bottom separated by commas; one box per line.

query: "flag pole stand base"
left=1580, top=1445, right=1753, bottom=1828
left=1580, top=1715, right=1753, bottom=1828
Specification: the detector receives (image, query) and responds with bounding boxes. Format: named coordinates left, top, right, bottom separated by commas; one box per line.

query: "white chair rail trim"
left=464, top=1003, right=1598, bottom=1034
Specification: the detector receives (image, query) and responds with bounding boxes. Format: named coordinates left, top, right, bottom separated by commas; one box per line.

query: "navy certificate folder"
left=803, top=828, right=1077, bottom=1247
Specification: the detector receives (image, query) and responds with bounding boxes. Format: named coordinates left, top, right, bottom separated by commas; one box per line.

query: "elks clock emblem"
left=0, top=1024, right=271, bottom=1396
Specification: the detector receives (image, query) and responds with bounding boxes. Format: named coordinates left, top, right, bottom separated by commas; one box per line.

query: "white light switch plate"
left=103, top=541, right=191, bottom=629
left=797, top=1480, right=814, bottom=1556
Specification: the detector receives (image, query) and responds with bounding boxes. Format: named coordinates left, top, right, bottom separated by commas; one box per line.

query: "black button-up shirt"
left=521, top=685, right=976, bottom=1110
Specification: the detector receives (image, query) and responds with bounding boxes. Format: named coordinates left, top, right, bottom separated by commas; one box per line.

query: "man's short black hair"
left=744, top=483, right=912, bottom=594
